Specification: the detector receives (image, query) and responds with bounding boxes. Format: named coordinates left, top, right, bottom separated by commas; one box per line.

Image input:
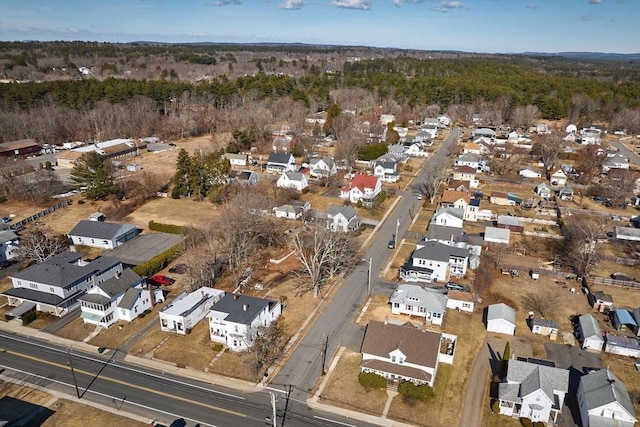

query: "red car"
left=150, top=274, right=175, bottom=285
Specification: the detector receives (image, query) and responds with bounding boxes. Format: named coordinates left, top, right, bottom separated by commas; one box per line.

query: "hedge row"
left=133, top=243, right=181, bottom=277
left=148, top=220, right=185, bottom=234
left=358, top=372, right=387, bottom=389
left=398, top=381, right=435, bottom=402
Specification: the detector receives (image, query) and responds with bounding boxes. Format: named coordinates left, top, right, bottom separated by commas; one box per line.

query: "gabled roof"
left=487, top=303, right=516, bottom=324
left=485, top=226, right=510, bottom=241
left=434, top=207, right=465, bottom=221
left=448, top=290, right=473, bottom=302
left=604, top=154, right=629, bottom=166
left=491, top=191, right=508, bottom=199
left=94, top=269, right=142, bottom=298
left=282, top=171, right=305, bottom=182
left=345, top=174, right=379, bottom=192
left=0, top=230, right=18, bottom=243
left=580, top=369, right=637, bottom=422
left=361, top=321, right=440, bottom=369
left=327, top=205, right=357, bottom=220
left=501, top=359, right=569, bottom=404
left=310, top=156, right=335, bottom=169
left=389, top=284, right=447, bottom=313
left=425, top=224, right=464, bottom=242
left=551, top=169, right=567, bottom=178
left=0, top=139, right=40, bottom=151
left=442, top=190, right=470, bottom=205
left=457, top=153, right=481, bottom=163
left=68, top=220, right=137, bottom=241
left=578, top=314, right=603, bottom=340
left=532, top=318, right=558, bottom=329
left=209, top=293, right=276, bottom=325
left=497, top=215, right=524, bottom=227
left=454, top=165, right=477, bottom=174
left=118, top=287, right=143, bottom=310
left=447, top=179, right=471, bottom=191
left=614, top=309, right=637, bottom=327
left=536, top=182, right=551, bottom=191
left=414, top=240, right=469, bottom=262
left=267, top=152, right=294, bottom=164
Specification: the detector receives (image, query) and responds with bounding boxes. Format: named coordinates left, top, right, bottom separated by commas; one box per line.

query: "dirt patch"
left=382, top=243, right=414, bottom=282
left=43, top=399, right=148, bottom=427
left=152, top=320, right=213, bottom=371
left=54, top=316, right=94, bottom=341
left=26, top=312, right=59, bottom=329
left=207, top=349, right=256, bottom=382
left=124, top=197, right=220, bottom=230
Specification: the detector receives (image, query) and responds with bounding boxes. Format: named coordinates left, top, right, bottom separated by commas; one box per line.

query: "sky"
left=0, top=0, right=639, bottom=54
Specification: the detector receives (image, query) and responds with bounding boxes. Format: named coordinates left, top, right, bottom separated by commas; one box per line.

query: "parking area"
left=545, top=342, right=602, bottom=372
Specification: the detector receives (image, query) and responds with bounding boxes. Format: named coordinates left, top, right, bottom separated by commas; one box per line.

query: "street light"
left=395, top=218, right=400, bottom=251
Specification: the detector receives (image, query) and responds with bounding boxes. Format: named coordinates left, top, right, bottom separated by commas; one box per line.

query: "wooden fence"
left=2, top=200, right=70, bottom=232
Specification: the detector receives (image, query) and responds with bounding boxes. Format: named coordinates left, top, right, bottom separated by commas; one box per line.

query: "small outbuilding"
left=486, top=303, right=516, bottom=336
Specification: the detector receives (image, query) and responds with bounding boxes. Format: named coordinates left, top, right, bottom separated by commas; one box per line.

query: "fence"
left=2, top=200, right=70, bottom=231
left=589, top=276, right=640, bottom=290
left=498, top=263, right=578, bottom=280
left=601, top=255, right=640, bottom=266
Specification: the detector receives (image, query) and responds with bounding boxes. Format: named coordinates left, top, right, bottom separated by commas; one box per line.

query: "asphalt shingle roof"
left=389, top=284, right=447, bottom=313
left=414, top=240, right=469, bottom=263
left=487, top=303, right=516, bottom=324
left=209, top=294, right=275, bottom=326
left=68, top=220, right=137, bottom=241
left=580, top=369, right=636, bottom=423
left=502, top=359, right=569, bottom=404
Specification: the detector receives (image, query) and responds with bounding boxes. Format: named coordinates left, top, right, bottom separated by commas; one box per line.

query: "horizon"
left=1, top=0, right=639, bottom=55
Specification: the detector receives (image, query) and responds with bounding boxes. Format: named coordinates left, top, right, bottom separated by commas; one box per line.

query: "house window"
left=391, top=355, right=396, bottom=363
left=406, top=305, right=412, bottom=311
left=50, top=287, right=55, bottom=293
left=104, top=313, right=113, bottom=323
left=177, top=323, right=183, bottom=331
left=399, top=357, right=405, bottom=364
left=393, top=303, right=400, bottom=308
left=463, top=303, right=470, bottom=308
left=418, top=307, right=426, bottom=313
left=30, top=283, right=38, bottom=289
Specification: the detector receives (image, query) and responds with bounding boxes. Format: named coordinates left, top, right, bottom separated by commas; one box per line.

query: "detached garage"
left=486, top=303, right=516, bottom=336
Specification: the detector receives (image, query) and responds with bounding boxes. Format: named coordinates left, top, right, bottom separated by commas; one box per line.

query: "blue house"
left=613, top=309, right=638, bottom=332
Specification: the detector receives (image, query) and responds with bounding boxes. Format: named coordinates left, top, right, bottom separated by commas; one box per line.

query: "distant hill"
left=519, top=51, right=640, bottom=61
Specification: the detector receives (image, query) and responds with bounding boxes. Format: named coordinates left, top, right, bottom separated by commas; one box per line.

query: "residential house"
left=389, top=284, right=447, bottom=326
left=603, top=154, right=630, bottom=173
left=404, top=142, right=429, bottom=157
left=431, top=207, right=465, bottom=229
left=340, top=174, right=382, bottom=206
left=604, top=333, right=640, bottom=358
left=68, top=220, right=140, bottom=249
left=400, top=240, right=469, bottom=283
left=591, top=291, right=614, bottom=312
left=463, top=142, right=484, bottom=155
left=486, top=303, right=516, bottom=335
left=472, top=128, right=496, bottom=139
left=557, top=186, right=574, bottom=201
left=266, top=153, right=296, bottom=173
left=360, top=320, right=452, bottom=388
left=466, top=198, right=480, bottom=222
left=613, top=227, right=640, bottom=242
left=159, top=287, right=225, bottom=335
left=273, top=200, right=310, bottom=220
left=440, top=190, right=478, bottom=222
left=305, top=111, right=327, bottom=125
left=446, top=179, right=471, bottom=192
left=424, top=224, right=464, bottom=246
left=437, top=115, right=451, bottom=128
left=326, top=205, right=360, bottom=232
left=612, top=309, right=637, bottom=332
left=0, top=230, right=19, bottom=264
left=276, top=171, right=308, bottom=191
left=497, top=359, right=569, bottom=424
left=452, top=166, right=479, bottom=187
left=507, top=193, right=522, bottom=206
left=208, top=293, right=282, bottom=352
left=223, top=153, right=248, bottom=167
left=579, top=127, right=602, bottom=145
left=496, top=215, right=525, bottom=233
left=454, top=153, right=482, bottom=171
left=550, top=169, right=568, bottom=186
left=577, top=369, right=637, bottom=427
left=484, top=227, right=510, bottom=245
left=373, top=159, right=400, bottom=183
left=446, top=290, right=474, bottom=312
left=2, top=252, right=122, bottom=317
left=490, top=192, right=512, bottom=206
left=79, top=269, right=158, bottom=328
left=309, top=156, right=337, bottom=178
left=0, top=139, right=42, bottom=158
left=229, top=170, right=259, bottom=186
left=577, top=314, right=604, bottom=351
left=531, top=318, right=559, bottom=340
left=519, top=168, right=542, bottom=179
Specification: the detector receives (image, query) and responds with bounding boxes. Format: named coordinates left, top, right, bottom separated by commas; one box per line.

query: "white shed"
left=578, top=314, right=604, bottom=352
left=487, top=303, right=516, bottom=335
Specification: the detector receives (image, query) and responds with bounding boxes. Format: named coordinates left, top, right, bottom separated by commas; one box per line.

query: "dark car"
left=149, top=274, right=175, bottom=285
left=388, top=240, right=395, bottom=249
left=445, top=282, right=466, bottom=292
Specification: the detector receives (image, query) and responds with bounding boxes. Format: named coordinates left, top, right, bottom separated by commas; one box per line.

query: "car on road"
left=416, top=194, right=423, bottom=200
left=149, top=274, right=175, bottom=285
left=445, top=282, right=466, bottom=292
left=388, top=240, right=395, bottom=249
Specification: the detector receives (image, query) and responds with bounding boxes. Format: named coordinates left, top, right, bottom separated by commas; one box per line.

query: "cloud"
left=589, top=0, right=602, bottom=3
left=526, top=3, right=538, bottom=9
left=428, top=1, right=465, bottom=12
left=332, top=0, right=372, bottom=9
left=391, top=0, right=423, bottom=6
left=580, top=14, right=595, bottom=20
left=280, top=0, right=304, bottom=9
left=212, top=0, right=241, bottom=6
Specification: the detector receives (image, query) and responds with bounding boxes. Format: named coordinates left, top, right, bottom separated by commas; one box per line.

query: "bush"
left=77, top=199, right=85, bottom=205
left=358, top=372, right=387, bottom=389
left=20, top=310, right=40, bottom=325
left=148, top=220, right=185, bottom=234
left=533, top=423, right=545, bottom=427
left=520, top=418, right=533, bottom=427
left=133, top=243, right=181, bottom=276
left=397, top=381, right=435, bottom=402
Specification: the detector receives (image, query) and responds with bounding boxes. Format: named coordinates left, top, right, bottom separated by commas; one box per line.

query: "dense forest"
left=0, top=41, right=639, bottom=144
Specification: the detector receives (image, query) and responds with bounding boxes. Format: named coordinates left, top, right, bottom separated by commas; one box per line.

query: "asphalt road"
left=271, top=128, right=462, bottom=406
left=0, top=331, right=372, bottom=427
left=608, top=138, right=640, bottom=167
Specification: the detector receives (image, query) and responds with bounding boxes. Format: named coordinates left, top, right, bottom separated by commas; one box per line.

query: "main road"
left=271, top=128, right=461, bottom=405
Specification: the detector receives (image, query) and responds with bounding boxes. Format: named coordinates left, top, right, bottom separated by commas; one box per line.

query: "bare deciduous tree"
left=250, top=318, right=289, bottom=379
left=521, top=292, right=558, bottom=318
left=561, top=215, right=607, bottom=278
left=602, top=169, right=637, bottom=208
left=532, top=132, right=564, bottom=178
left=574, top=145, right=604, bottom=185
left=412, top=161, right=447, bottom=203
left=18, top=227, right=68, bottom=264
left=511, top=105, right=540, bottom=129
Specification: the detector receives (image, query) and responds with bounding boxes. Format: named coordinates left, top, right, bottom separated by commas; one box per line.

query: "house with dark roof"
left=497, top=358, right=569, bottom=424
left=309, top=156, right=337, bottom=178
left=577, top=369, right=637, bottom=427
left=400, top=240, right=469, bottom=283
left=326, top=205, right=360, bottom=232
left=159, top=287, right=225, bottom=335
left=0, top=230, right=19, bottom=263
left=207, top=293, right=282, bottom=351
left=373, top=159, right=400, bottom=183
left=68, top=220, right=140, bottom=250
left=531, top=318, right=559, bottom=340
left=79, top=269, right=161, bottom=328
left=0, top=139, right=41, bottom=158
left=276, top=171, right=308, bottom=191
left=604, top=333, right=640, bottom=358
left=389, top=284, right=447, bottom=326
left=266, top=152, right=296, bottom=173
left=360, top=320, right=455, bottom=387
left=496, top=215, right=525, bottom=233
left=229, top=170, right=259, bottom=186
left=3, top=252, right=122, bottom=317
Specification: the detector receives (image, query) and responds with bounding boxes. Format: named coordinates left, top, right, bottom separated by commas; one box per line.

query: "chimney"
left=115, top=271, right=121, bottom=279
left=243, top=304, right=248, bottom=311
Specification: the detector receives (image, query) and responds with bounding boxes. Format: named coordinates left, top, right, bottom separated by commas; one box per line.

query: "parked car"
left=388, top=240, right=395, bottom=249
left=1, top=217, right=10, bottom=224
left=445, top=282, right=465, bottom=292
left=149, top=274, right=175, bottom=285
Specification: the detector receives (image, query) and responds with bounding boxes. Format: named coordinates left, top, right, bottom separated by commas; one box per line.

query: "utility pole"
left=67, top=349, right=80, bottom=398
left=269, top=392, right=277, bottom=427
left=395, top=218, right=400, bottom=251
left=367, top=257, right=372, bottom=296
left=321, top=335, right=329, bottom=375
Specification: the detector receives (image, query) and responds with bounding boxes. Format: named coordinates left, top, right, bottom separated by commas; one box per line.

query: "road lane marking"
left=313, top=416, right=357, bottom=426
left=1, top=348, right=246, bottom=418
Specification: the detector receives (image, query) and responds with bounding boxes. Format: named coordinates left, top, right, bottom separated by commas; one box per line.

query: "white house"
left=309, top=156, right=337, bottom=178
left=360, top=320, right=452, bottom=388
left=431, top=207, right=465, bottom=229
left=266, top=152, right=296, bottom=173
left=400, top=240, right=469, bottom=283
left=373, top=159, right=400, bottom=183
left=3, top=252, right=122, bottom=317
left=326, top=205, right=360, bottom=232
left=79, top=269, right=160, bottom=328
left=550, top=169, right=568, bottom=186
left=454, top=153, right=482, bottom=171
left=446, top=290, right=474, bottom=312
left=276, top=171, right=308, bottom=191
left=340, top=174, right=381, bottom=205
left=405, top=142, right=429, bottom=157
left=159, top=288, right=225, bottom=335
left=484, top=227, right=510, bottom=245
left=604, top=333, right=640, bottom=358
left=602, top=154, right=630, bottom=173
left=452, top=166, right=479, bottom=187
left=68, top=220, right=139, bottom=250
left=519, top=168, right=542, bottom=179
left=223, top=153, right=248, bottom=167
left=273, top=200, right=310, bottom=220
left=389, top=284, right=447, bottom=326
left=229, top=170, right=259, bottom=186
left=486, top=303, right=516, bottom=335
left=535, top=183, right=552, bottom=199
left=577, top=314, right=604, bottom=351
left=437, top=115, right=451, bottom=128
left=613, top=226, right=640, bottom=242
left=531, top=318, right=559, bottom=340
left=0, top=230, right=19, bottom=264
left=208, top=293, right=282, bottom=352
left=498, top=359, right=569, bottom=424
left=577, top=369, right=637, bottom=427
left=463, top=143, right=485, bottom=155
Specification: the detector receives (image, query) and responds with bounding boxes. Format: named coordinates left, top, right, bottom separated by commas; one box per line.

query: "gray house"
left=68, top=220, right=139, bottom=250
left=326, top=205, right=360, bottom=232
left=578, top=369, right=637, bottom=427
